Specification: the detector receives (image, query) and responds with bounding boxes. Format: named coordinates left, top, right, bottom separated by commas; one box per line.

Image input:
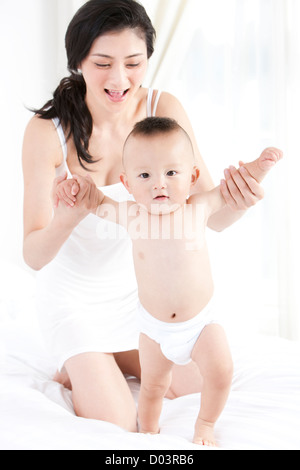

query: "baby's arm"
left=95, top=194, right=135, bottom=228
left=188, top=185, right=225, bottom=218
left=189, top=147, right=283, bottom=218
left=65, top=177, right=134, bottom=228
left=53, top=175, right=133, bottom=227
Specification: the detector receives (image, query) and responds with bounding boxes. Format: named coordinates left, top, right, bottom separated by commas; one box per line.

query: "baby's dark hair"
left=125, top=117, right=194, bottom=155
left=131, top=117, right=180, bottom=136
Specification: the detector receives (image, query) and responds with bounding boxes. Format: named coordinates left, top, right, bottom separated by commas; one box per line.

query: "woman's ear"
left=191, top=166, right=200, bottom=185
left=120, top=173, right=131, bottom=193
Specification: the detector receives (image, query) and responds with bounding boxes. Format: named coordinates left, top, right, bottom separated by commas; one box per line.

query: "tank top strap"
left=52, top=117, right=68, bottom=162
left=147, top=88, right=162, bottom=117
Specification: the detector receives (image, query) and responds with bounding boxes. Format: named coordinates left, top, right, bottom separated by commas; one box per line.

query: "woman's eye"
left=139, top=173, right=150, bottom=179
left=126, top=63, right=140, bottom=68
left=95, top=63, right=110, bottom=68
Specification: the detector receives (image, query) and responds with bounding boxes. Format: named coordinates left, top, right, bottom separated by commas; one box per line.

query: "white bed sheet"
left=1, top=262, right=300, bottom=450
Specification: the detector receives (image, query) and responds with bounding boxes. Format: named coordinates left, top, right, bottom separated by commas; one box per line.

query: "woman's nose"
left=108, top=64, right=128, bottom=89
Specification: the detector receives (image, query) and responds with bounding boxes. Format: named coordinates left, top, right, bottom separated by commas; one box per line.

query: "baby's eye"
left=167, top=170, right=177, bottom=176
left=139, top=173, right=150, bottom=179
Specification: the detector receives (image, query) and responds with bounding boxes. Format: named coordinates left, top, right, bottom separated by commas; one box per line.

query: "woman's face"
left=80, top=28, right=148, bottom=112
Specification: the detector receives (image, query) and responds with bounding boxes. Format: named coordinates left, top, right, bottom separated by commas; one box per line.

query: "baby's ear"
left=191, top=166, right=200, bottom=185
left=120, top=173, right=131, bottom=194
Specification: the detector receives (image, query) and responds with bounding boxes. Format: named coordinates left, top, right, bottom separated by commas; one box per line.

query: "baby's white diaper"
left=138, top=301, right=215, bottom=365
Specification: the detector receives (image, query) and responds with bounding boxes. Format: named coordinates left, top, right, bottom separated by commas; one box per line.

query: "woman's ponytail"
left=34, top=74, right=95, bottom=169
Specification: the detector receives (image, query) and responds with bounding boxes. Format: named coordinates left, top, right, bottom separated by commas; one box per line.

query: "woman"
left=22, top=0, right=264, bottom=432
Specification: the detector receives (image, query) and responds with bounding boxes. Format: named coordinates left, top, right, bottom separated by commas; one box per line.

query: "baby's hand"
left=53, top=174, right=80, bottom=208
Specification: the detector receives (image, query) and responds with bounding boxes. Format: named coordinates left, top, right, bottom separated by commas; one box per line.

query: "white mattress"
left=1, top=262, right=300, bottom=450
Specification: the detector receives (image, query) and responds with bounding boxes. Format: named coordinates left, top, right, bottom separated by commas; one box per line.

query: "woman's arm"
left=54, top=174, right=135, bottom=228
left=22, top=117, right=87, bottom=271
left=155, top=92, right=264, bottom=232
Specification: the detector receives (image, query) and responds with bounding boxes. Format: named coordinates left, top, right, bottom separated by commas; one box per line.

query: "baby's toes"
left=203, top=438, right=217, bottom=448
left=193, top=436, right=217, bottom=447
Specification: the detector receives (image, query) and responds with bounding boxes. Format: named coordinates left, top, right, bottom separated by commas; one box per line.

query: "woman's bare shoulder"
left=155, top=91, right=185, bottom=114
left=25, top=114, right=55, bottom=135
left=23, top=115, right=63, bottom=168
left=155, top=91, right=196, bottom=134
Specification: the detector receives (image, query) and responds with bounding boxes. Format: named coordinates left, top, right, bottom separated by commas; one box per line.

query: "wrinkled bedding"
left=1, top=262, right=299, bottom=450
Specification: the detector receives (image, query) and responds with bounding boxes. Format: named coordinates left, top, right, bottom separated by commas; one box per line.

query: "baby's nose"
left=153, top=176, right=167, bottom=190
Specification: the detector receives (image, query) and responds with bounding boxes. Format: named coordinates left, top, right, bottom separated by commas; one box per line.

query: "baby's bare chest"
left=131, top=208, right=208, bottom=271
left=128, top=206, right=206, bottom=243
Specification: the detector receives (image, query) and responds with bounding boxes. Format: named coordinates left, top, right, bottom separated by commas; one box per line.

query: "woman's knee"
left=72, top=390, right=137, bottom=432
left=65, top=352, right=138, bottom=432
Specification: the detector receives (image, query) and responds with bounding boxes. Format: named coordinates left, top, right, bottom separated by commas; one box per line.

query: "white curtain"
left=1, top=0, right=299, bottom=340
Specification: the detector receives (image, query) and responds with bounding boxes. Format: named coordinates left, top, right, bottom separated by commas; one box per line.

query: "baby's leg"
left=191, top=324, right=233, bottom=447
left=242, top=147, right=283, bottom=183
left=138, top=333, right=173, bottom=434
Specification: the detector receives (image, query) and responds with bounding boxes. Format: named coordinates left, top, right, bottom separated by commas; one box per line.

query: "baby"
left=54, top=117, right=282, bottom=446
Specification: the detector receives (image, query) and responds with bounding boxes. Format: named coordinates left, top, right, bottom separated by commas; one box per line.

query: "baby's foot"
left=242, top=147, right=283, bottom=184
left=193, top=418, right=217, bottom=448
left=140, top=430, right=160, bottom=435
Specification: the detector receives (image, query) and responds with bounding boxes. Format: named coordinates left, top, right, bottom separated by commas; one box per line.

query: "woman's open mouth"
left=105, top=89, right=130, bottom=102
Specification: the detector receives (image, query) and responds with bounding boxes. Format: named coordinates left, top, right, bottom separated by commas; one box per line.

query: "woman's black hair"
left=34, top=0, right=156, bottom=169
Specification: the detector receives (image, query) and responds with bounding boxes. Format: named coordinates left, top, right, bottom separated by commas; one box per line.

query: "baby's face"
left=121, top=131, right=199, bottom=215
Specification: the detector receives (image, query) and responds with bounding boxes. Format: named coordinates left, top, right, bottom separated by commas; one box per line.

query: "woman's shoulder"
left=154, top=90, right=187, bottom=118
left=23, top=115, right=63, bottom=168
left=25, top=114, right=56, bottom=137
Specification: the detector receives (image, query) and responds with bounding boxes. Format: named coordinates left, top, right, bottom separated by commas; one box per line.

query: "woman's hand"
left=52, top=173, right=101, bottom=227
left=52, top=172, right=80, bottom=208
left=220, top=162, right=265, bottom=211
left=71, top=174, right=102, bottom=214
